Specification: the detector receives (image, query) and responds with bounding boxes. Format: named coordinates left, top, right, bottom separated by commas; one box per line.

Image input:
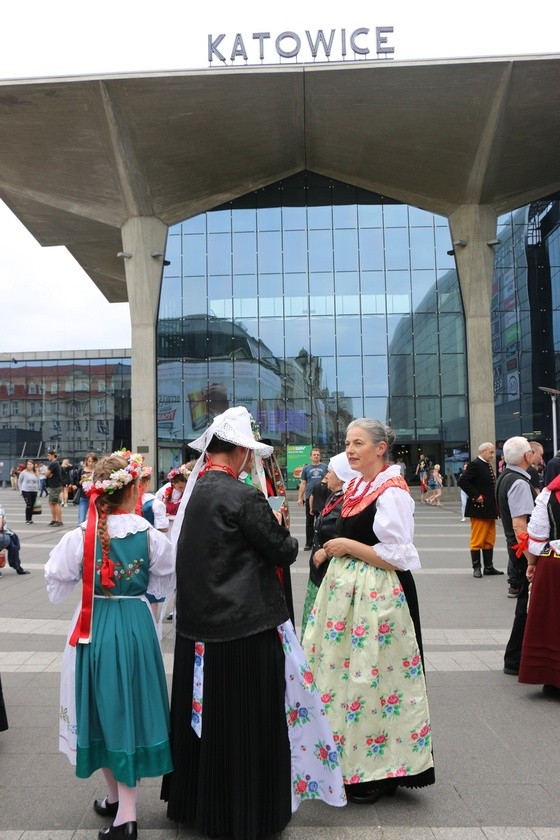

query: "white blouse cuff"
left=374, top=542, right=421, bottom=572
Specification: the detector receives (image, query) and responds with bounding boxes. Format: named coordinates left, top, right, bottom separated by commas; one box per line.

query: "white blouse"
left=349, top=463, right=421, bottom=572
left=44, top=513, right=175, bottom=604
left=527, top=487, right=555, bottom=554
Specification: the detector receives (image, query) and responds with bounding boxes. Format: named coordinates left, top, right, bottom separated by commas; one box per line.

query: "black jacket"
left=175, top=471, right=299, bottom=642
left=457, top=457, right=497, bottom=519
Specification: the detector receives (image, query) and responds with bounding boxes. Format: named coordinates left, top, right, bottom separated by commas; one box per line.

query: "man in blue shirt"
left=297, top=448, right=328, bottom=550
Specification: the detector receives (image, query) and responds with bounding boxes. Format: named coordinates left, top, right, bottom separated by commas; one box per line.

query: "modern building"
left=1, top=55, right=560, bottom=474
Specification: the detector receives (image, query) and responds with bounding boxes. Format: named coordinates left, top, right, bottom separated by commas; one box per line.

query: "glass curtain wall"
left=157, top=172, right=467, bottom=478
left=492, top=201, right=560, bottom=455
left=0, top=357, right=131, bottom=467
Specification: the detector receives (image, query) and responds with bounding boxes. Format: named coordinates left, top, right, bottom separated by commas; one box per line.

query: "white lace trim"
left=350, top=463, right=403, bottom=497
left=106, top=513, right=150, bottom=539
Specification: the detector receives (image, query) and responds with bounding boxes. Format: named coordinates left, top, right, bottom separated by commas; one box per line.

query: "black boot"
left=471, top=550, right=482, bottom=577
left=482, top=548, right=504, bottom=575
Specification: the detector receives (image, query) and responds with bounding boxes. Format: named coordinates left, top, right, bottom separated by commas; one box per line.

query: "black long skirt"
left=0, top=674, right=8, bottom=732
left=161, top=628, right=291, bottom=840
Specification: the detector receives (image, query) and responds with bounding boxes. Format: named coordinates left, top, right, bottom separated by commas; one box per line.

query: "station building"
left=1, top=55, right=560, bottom=475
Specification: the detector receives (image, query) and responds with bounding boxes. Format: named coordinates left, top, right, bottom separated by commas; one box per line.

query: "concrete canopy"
left=1, top=53, right=560, bottom=303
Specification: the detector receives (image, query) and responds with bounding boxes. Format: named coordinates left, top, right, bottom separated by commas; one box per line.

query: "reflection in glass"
left=161, top=171, right=469, bottom=462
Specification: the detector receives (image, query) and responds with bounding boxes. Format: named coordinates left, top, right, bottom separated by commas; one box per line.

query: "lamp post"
left=538, top=386, right=560, bottom=455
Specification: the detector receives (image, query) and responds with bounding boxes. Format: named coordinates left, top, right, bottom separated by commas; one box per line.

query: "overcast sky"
left=1, top=0, right=558, bottom=354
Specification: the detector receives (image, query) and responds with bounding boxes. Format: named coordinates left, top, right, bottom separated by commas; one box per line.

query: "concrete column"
left=120, top=216, right=168, bottom=466
left=448, top=205, right=498, bottom=456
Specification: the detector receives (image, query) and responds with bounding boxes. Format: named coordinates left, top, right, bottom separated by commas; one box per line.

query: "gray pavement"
left=0, top=485, right=559, bottom=840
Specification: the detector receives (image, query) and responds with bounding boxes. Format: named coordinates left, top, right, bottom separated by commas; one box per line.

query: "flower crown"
left=82, top=450, right=144, bottom=496
left=167, top=464, right=190, bottom=482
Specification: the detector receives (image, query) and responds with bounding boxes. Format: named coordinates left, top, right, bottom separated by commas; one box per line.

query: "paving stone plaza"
left=0, top=485, right=559, bottom=840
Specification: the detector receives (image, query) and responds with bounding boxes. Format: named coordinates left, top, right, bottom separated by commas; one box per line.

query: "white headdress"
left=328, top=452, right=360, bottom=490
left=170, top=406, right=273, bottom=549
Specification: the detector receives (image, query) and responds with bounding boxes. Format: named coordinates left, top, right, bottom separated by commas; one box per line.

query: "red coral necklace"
left=342, top=466, right=389, bottom=515
left=198, top=458, right=238, bottom=480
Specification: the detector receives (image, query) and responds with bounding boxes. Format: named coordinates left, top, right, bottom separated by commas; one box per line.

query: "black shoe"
left=94, top=798, right=119, bottom=817
left=98, top=822, right=137, bottom=840
left=507, top=586, right=519, bottom=598
left=48, top=521, right=57, bottom=526
left=303, top=545, right=312, bottom=551
left=346, top=784, right=397, bottom=805
left=16, top=569, right=30, bottom=575
left=473, top=567, right=482, bottom=578
left=542, top=684, right=560, bottom=698
left=483, top=567, right=504, bottom=575
left=503, top=666, right=519, bottom=676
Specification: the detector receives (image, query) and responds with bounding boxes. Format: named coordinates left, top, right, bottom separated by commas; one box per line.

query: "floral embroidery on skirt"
left=302, top=556, right=434, bottom=785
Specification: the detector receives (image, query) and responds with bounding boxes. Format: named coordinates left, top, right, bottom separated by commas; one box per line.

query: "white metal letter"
left=350, top=28, right=370, bottom=56
left=208, top=34, right=226, bottom=62
left=305, top=29, right=336, bottom=59
left=230, top=33, right=248, bottom=61
left=253, top=32, right=271, bottom=60
left=275, top=31, right=301, bottom=59
left=376, top=26, right=394, bottom=55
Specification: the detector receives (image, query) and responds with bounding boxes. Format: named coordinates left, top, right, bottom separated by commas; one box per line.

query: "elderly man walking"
left=458, top=442, right=503, bottom=578
left=496, top=437, right=538, bottom=675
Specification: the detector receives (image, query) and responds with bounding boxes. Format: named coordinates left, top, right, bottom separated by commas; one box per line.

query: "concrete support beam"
left=448, top=205, right=498, bottom=456
left=120, top=217, right=168, bottom=467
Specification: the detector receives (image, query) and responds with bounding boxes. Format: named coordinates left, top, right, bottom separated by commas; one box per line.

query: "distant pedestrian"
left=45, top=451, right=63, bottom=527
left=38, top=462, right=48, bottom=497
left=416, top=452, right=431, bottom=504
left=18, top=459, right=39, bottom=524
left=297, top=448, right=328, bottom=549
left=457, top=442, right=503, bottom=578
left=74, top=452, right=99, bottom=525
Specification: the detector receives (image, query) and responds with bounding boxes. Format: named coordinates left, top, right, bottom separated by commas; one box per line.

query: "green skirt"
left=75, top=597, right=172, bottom=786
left=300, top=578, right=319, bottom=640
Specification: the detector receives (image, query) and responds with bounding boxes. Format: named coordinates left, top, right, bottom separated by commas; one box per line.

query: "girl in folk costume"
left=135, top=466, right=169, bottom=532
left=156, top=465, right=189, bottom=525
left=45, top=452, right=175, bottom=840
left=303, top=419, right=434, bottom=804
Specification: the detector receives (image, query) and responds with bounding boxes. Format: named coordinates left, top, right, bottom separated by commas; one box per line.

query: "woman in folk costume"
left=161, top=406, right=345, bottom=840
left=516, top=473, right=560, bottom=697
left=300, top=452, right=359, bottom=638
left=44, top=451, right=175, bottom=840
left=303, top=418, right=435, bottom=804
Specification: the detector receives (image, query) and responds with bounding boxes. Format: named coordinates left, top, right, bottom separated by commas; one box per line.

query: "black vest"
left=496, top=467, right=534, bottom=545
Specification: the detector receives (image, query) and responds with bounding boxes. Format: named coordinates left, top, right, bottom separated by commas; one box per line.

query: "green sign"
left=286, top=445, right=311, bottom=490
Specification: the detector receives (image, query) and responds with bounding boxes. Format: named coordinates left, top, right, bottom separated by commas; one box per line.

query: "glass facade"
left=0, top=355, right=131, bottom=470
left=492, top=201, right=560, bottom=446
left=157, top=172, right=467, bottom=478
left=3, top=189, right=560, bottom=482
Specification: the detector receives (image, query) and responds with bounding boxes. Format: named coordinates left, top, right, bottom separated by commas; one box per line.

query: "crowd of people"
left=2, top=415, right=560, bottom=840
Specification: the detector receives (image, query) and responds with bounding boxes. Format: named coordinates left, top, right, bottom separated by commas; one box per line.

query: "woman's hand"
left=526, top=564, right=536, bottom=582
left=323, top=538, right=351, bottom=559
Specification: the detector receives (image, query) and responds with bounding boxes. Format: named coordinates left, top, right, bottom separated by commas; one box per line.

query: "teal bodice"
left=93, top=529, right=150, bottom=597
